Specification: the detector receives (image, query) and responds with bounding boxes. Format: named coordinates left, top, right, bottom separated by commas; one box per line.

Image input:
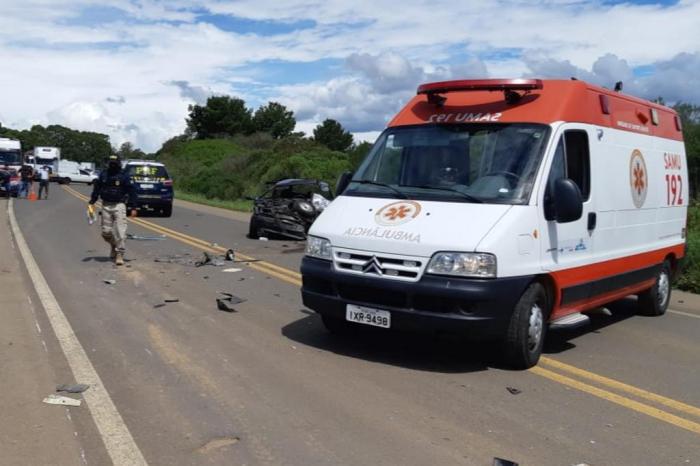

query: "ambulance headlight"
left=427, top=252, right=497, bottom=278
left=305, top=236, right=332, bottom=260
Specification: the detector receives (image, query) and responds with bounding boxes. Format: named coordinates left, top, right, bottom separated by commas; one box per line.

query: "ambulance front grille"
left=333, top=250, right=423, bottom=282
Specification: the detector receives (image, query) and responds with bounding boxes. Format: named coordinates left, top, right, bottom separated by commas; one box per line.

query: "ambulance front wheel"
left=637, top=260, right=672, bottom=316
left=503, top=282, right=549, bottom=370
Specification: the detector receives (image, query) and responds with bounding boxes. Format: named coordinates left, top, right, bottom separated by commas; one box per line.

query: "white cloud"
left=0, top=0, right=699, bottom=152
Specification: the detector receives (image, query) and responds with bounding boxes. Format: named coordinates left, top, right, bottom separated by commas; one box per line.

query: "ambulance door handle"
left=587, top=212, right=597, bottom=231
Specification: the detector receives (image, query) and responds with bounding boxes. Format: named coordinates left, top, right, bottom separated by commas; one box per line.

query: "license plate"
left=140, top=183, right=154, bottom=189
left=346, top=304, right=390, bottom=328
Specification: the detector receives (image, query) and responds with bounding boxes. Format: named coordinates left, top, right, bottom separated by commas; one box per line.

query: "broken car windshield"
left=347, top=123, right=550, bottom=204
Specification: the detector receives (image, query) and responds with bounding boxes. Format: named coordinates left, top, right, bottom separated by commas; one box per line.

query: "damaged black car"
left=248, top=179, right=333, bottom=240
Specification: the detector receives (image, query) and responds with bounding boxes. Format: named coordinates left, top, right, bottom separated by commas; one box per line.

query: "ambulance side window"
left=563, top=130, right=590, bottom=200
left=545, top=130, right=590, bottom=219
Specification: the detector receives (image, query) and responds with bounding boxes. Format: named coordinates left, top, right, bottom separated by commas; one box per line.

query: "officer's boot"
left=115, top=252, right=124, bottom=266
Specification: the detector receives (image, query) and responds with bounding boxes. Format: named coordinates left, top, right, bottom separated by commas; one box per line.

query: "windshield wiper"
left=351, top=180, right=408, bottom=199
left=402, top=185, right=483, bottom=203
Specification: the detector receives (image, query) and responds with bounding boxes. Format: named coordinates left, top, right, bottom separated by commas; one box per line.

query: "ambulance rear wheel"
left=637, top=261, right=671, bottom=316
left=503, top=282, right=549, bottom=370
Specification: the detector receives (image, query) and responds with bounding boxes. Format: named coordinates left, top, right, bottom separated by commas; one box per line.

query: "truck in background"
left=0, top=138, right=23, bottom=196
left=0, top=138, right=23, bottom=170
left=27, top=146, right=61, bottom=176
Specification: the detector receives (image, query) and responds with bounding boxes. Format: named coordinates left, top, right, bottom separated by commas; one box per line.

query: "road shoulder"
left=0, top=199, right=84, bottom=466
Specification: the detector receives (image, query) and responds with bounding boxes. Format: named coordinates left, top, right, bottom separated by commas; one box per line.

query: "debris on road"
left=103, top=279, right=116, bottom=285
left=225, top=249, right=235, bottom=261
left=164, top=297, right=180, bottom=303
left=153, top=304, right=166, bottom=309
left=43, top=394, right=81, bottom=407
left=127, top=233, right=166, bottom=241
left=196, top=436, right=240, bottom=454
left=154, top=254, right=194, bottom=266
left=217, top=299, right=238, bottom=312
left=195, top=252, right=226, bottom=267
left=259, top=237, right=269, bottom=241
left=493, top=458, right=519, bottom=466
left=217, top=292, right=247, bottom=313
left=222, top=268, right=242, bottom=273
left=219, top=292, right=246, bottom=304
left=506, top=387, right=522, bottom=395
left=56, top=383, right=89, bottom=394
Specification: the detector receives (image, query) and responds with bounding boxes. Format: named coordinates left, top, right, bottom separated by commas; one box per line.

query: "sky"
left=1, top=0, right=699, bottom=153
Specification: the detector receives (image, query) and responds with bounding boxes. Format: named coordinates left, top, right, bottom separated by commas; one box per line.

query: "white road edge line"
left=8, top=199, right=148, bottom=466
left=668, top=309, right=700, bottom=319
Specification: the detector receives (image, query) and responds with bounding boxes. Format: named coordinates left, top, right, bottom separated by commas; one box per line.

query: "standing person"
left=37, top=165, right=50, bottom=200
left=18, top=165, right=33, bottom=198
left=88, top=155, right=137, bottom=266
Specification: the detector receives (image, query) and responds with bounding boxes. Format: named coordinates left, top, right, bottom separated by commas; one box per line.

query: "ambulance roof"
left=389, top=79, right=682, bottom=141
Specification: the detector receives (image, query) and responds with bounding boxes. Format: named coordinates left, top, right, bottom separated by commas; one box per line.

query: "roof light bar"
left=417, top=79, right=543, bottom=95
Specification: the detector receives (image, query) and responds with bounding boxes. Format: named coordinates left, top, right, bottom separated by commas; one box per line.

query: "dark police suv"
left=124, top=160, right=174, bottom=217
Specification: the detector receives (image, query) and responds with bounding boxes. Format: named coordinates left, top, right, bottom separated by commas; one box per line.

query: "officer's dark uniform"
left=89, top=157, right=136, bottom=265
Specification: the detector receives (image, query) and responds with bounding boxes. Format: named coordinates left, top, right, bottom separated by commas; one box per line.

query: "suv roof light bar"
left=417, top=79, right=544, bottom=95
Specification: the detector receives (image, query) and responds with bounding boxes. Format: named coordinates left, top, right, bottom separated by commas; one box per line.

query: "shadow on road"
left=544, top=297, right=639, bottom=354
left=284, top=297, right=643, bottom=372
left=81, top=256, right=113, bottom=263
left=283, top=314, right=497, bottom=374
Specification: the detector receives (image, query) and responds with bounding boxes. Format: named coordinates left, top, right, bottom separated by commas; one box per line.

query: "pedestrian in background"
left=88, top=155, right=137, bottom=266
left=37, top=166, right=50, bottom=200
left=18, top=165, right=33, bottom=198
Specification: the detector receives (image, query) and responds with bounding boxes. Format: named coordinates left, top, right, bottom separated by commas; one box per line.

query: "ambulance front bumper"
left=301, top=257, right=533, bottom=338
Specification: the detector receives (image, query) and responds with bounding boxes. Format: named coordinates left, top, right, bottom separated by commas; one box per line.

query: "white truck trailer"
left=28, top=146, right=61, bottom=175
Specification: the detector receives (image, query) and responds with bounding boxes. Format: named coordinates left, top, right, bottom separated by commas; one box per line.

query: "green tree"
left=0, top=124, right=112, bottom=163
left=186, top=96, right=253, bottom=139
left=673, top=103, right=700, bottom=199
left=116, top=141, right=146, bottom=160
left=313, top=119, right=354, bottom=152
left=252, top=102, right=296, bottom=139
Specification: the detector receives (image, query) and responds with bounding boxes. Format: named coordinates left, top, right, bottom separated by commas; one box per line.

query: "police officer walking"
left=89, top=155, right=137, bottom=266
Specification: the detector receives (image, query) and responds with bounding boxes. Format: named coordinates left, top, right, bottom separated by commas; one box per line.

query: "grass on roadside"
left=176, top=190, right=253, bottom=213
left=677, top=202, right=700, bottom=293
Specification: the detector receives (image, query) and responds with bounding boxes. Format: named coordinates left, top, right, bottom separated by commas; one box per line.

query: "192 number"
left=665, top=174, right=684, bottom=205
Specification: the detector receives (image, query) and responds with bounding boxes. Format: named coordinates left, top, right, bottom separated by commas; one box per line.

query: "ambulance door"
left=540, top=126, right=596, bottom=283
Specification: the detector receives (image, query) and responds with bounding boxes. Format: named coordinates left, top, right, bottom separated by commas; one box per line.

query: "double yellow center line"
left=62, top=185, right=700, bottom=436
left=62, top=185, right=301, bottom=286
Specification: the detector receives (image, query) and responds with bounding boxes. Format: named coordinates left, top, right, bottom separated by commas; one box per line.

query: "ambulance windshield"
left=348, top=123, right=549, bottom=204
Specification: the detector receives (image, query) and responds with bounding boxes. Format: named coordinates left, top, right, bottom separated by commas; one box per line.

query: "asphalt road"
left=7, top=184, right=700, bottom=466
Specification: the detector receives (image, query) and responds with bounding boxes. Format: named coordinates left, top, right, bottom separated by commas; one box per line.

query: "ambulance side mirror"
left=336, top=171, right=354, bottom=196
left=553, top=178, right=583, bottom=223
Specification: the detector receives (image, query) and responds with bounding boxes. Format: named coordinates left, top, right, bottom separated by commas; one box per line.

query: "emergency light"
left=417, top=79, right=543, bottom=105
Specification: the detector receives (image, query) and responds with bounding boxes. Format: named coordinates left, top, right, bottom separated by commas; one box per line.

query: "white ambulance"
left=301, top=79, right=688, bottom=368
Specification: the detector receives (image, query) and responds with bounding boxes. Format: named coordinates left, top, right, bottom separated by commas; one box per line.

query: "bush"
left=677, top=202, right=700, bottom=293
left=157, top=135, right=354, bottom=202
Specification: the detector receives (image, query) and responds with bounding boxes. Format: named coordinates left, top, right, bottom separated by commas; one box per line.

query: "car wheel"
left=637, top=260, right=671, bottom=316
left=63, top=178, right=72, bottom=185
left=161, top=204, right=173, bottom=217
left=293, top=200, right=315, bottom=217
left=502, top=282, right=549, bottom=369
left=248, top=216, right=260, bottom=239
